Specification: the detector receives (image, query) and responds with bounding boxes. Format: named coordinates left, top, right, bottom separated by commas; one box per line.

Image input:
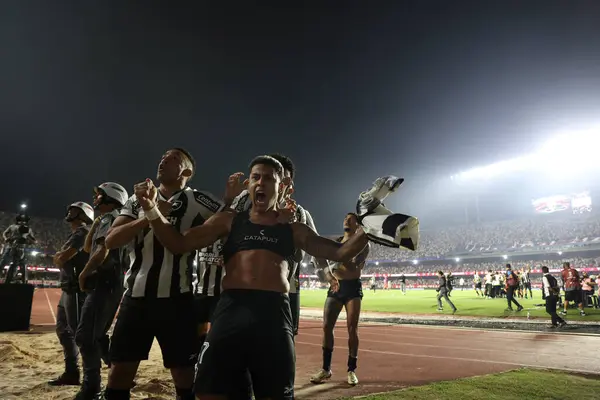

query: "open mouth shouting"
left=255, top=188, right=267, bottom=205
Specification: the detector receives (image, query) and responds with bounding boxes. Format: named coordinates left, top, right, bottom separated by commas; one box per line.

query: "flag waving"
left=356, top=175, right=419, bottom=250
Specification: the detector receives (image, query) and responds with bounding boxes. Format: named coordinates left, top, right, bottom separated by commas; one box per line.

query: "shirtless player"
left=134, top=155, right=369, bottom=399
left=310, top=213, right=370, bottom=386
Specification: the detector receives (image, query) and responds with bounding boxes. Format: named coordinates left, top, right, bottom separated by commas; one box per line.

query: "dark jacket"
left=59, top=225, right=90, bottom=293
left=437, top=275, right=448, bottom=293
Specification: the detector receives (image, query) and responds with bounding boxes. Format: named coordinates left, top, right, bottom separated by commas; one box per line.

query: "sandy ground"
left=0, top=329, right=174, bottom=400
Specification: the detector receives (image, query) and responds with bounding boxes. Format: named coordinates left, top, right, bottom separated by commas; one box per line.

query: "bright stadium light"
left=375, top=261, right=380, bottom=266
left=20, top=203, right=27, bottom=210
left=450, top=126, right=600, bottom=182
left=502, top=255, right=508, bottom=260
left=412, top=259, right=418, bottom=265
left=30, top=251, right=39, bottom=257
left=558, top=251, right=563, bottom=256
left=455, top=257, right=460, bottom=262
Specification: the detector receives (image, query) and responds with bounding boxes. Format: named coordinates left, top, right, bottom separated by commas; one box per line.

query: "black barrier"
left=0, top=284, right=34, bottom=332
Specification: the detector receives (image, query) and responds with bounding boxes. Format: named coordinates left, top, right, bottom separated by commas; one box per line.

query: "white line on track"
left=294, top=340, right=596, bottom=374
left=43, top=289, right=57, bottom=324
left=300, top=319, right=600, bottom=340
left=299, top=331, right=597, bottom=362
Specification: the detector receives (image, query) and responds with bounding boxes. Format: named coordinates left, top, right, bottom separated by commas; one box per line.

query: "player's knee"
left=107, top=362, right=139, bottom=389
left=75, top=326, right=96, bottom=350
left=170, top=366, right=195, bottom=388
left=56, top=327, right=72, bottom=343
left=197, top=323, right=209, bottom=337
left=347, top=324, right=358, bottom=337
left=322, top=321, right=335, bottom=335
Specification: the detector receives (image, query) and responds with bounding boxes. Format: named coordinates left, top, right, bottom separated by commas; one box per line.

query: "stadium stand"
left=3, top=210, right=600, bottom=288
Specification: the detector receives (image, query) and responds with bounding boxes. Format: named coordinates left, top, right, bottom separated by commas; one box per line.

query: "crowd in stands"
left=2, top=210, right=600, bottom=271
left=362, top=257, right=600, bottom=275
left=367, top=213, right=600, bottom=261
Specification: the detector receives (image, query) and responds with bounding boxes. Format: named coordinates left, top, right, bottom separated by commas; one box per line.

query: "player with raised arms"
left=134, top=155, right=369, bottom=399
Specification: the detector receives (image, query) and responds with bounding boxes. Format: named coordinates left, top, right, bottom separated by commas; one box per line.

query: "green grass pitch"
left=299, top=288, right=600, bottom=321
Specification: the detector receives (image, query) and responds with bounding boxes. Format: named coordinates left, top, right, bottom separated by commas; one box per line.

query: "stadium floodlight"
left=375, top=261, right=380, bottom=266
left=557, top=251, right=563, bottom=256
left=450, top=155, right=533, bottom=182
left=502, top=255, right=508, bottom=260
left=30, top=251, right=39, bottom=257
left=20, top=203, right=27, bottom=210
left=450, top=127, right=600, bottom=182
left=412, top=259, right=418, bottom=265
left=454, top=257, right=460, bottom=262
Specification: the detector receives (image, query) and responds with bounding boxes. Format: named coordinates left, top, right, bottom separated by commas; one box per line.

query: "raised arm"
left=292, top=223, right=369, bottom=263
left=303, top=210, right=336, bottom=282
left=148, top=210, right=233, bottom=255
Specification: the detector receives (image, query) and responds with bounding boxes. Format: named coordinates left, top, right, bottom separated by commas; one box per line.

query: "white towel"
left=356, top=176, right=419, bottom=250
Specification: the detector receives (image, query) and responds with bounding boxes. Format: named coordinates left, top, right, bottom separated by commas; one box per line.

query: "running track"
left=30, top=288, right=600, bottom=399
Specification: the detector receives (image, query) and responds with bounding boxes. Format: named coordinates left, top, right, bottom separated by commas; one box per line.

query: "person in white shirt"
left=541, top=266, right=566, bottom=328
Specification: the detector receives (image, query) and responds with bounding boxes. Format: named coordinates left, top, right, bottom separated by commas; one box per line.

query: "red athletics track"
left=30, top=288, right=600, bottom=400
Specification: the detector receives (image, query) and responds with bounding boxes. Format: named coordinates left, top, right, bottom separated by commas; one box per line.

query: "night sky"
left=2, top=1, right=600, bottom=233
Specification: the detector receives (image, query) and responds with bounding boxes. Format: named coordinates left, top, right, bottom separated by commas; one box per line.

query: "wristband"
left=145, top=205, right=162, bottom=221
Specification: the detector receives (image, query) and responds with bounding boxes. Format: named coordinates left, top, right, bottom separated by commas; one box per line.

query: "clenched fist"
left=134, top=179, right=158, bottom=211
left=276, top=198, right=298, bottom=224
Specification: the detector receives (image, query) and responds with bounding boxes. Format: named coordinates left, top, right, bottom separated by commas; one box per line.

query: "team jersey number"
left=198, top=342, right=210, bottom=365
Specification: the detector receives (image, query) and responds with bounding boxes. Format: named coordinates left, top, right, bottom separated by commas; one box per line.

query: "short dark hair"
left=563, top=262, right=570, bottom=268
left=346, top=212, right=359, bottom=220
left=269, top=154, right=295, bottom=179
left=438, top=270, right=444, bottom=276
left=506, top=264, right=511, bottom=269
left=541, top=266, right=549, bottom=273
left=249, top=155, right=284, bottom=178
left=171, top=147, right=196, bottom=179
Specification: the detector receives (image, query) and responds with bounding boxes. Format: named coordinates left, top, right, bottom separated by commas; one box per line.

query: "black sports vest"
left=222, top=210, right=296, bottom=264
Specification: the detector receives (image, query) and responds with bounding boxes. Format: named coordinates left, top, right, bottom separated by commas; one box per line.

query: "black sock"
left=104, top=388, right=131, bottom=400
left=347, top=356, right=358, bottom=372
left=175, top=386, right=194, bottom=400
left=322, top=347, right=333, bottom=371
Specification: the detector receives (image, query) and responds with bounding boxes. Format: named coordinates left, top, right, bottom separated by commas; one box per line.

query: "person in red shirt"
left=560, top=262, right=585, bottom=317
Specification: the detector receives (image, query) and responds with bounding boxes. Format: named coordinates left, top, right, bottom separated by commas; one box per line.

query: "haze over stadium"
left=2, top=1, right=600, bottom=400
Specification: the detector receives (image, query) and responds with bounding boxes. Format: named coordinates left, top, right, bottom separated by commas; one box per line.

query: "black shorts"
left=289, top=292, right=300, bottom=335
left=328, top=279, right=363, bottom=304
left=565, top=289, right=582, bottom=303
left=194, top=289, right=294, bottom=399
left=475, top=282, right=482, bottom=289
left=109, top=294, right=198, bottom=368
left=524, top=282, right=532, bottom=290
left=194, top=294, right=219, bottom=324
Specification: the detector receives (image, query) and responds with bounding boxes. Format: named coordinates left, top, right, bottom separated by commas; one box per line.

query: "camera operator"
left=2, top=213, right=37, bottom=284
left=48, top=202, right=94, bottom=387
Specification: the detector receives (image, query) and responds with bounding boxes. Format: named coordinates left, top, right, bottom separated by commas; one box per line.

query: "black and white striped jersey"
left=120, top=187, right=223, bottom=299
left=194, top=240, right=224, bottom=297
